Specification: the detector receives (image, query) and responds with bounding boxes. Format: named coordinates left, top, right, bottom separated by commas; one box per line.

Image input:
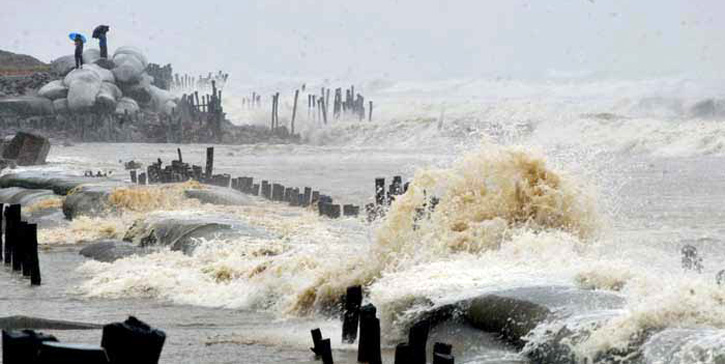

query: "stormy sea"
left=3, top=76, right=725, bottom=364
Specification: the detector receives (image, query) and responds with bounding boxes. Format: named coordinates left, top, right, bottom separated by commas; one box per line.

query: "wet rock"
left=1, top=132, right=51, bottom=166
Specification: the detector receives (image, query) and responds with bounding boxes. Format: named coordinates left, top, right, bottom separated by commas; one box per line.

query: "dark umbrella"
left=92, top=25, right=109, bottom=39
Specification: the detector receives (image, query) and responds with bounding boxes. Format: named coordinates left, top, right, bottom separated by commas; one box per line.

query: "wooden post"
left=21, top=222, right=32, bottom=277
left=320, top=98, right=328, bottom=125
left=310, top=329, right=323, bottom=357
left=326, top=88, right=330, bottom=117
left=369, top=101, right=373, bottom=121
left=28, top=223, right=41, bottom=286
left=177, top=148, right=183, bottom=162
left=291, top=89, right=299, bottom=135
left=342, top=285, right=363, bottom=343
left=375, top=178, right=386, bottom=206
left=409, top=320, right=431, bottom=364
left=303, top=187, right=312, bottom=207
left=320, top=338, right=333, bottom=364
left=0, top=203, right=3, bottom=262
left=271, top=94, right=276, bottom=131
left=205, top=147, right=214, bottom=180
left=395, top=343, right=410, bottom=364
left=130, top=170, right=137, bottom=183
left=357, top=304, right=381, bottom=364
left=275, top=92, right=280, bottom=130
left=5, top=205, right=21, bottom=271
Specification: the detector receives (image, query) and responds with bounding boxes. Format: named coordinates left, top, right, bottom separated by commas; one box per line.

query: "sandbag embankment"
left=79, top=240, right=150, bottom=262
left=32, top=45, right=177, bottom=116
left=122, top=212, right=272, bottom=254
left=0, top=172, right=105, bottom=195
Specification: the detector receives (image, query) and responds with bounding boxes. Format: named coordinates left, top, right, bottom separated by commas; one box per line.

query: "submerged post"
left=205, top=147, right=214, bottom=181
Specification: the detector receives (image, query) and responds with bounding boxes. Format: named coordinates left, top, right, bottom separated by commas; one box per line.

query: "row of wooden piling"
left=0, top=203, right=41, bottom=286
left=129, top=147, right=361, bottom=219
left=311, top=285, right=455, bottom=364
left=171, top=71, right=229, bottom=93
left=241, top=84, right=374, bottom=136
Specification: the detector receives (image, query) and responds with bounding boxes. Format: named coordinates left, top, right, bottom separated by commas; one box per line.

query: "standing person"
left=93, top=25, right=110, bottom=58
left=74, top=34, right=84, bottom=69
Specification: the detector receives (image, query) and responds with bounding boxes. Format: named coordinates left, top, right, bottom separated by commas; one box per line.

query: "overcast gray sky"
left=2, top=0, right=724, bottom=82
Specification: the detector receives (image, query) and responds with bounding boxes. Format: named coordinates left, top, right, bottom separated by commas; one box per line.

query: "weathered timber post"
left=0, top=203, right=3, bottom=262
left=369, top=101, right=373, bottom=121
left=310, top=328, right=323, bottom=357
left=342, top=285, right=363, bottom=343
left=409, top=320, right=431, bottom=364
left=205, top=147, right=214, bottom=181
left=320, top=338, right=333, bottom=364
left=357, top=304, right=382, bottom=364
left=291, top=89, right=299, bottom=135
left=395, top=343, right=410, bottom=364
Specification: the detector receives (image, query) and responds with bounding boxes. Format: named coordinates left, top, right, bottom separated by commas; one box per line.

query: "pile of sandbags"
left=38, top=46, right=177, bottom=116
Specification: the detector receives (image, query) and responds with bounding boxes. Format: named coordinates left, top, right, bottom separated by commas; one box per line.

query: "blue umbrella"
left=68, top=32, right=86, bottom=43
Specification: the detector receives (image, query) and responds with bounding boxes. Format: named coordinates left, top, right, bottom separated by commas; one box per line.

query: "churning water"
left=3, top=77, right=725, bottom=363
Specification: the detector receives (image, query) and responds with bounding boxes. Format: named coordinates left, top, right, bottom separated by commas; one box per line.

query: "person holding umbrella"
left=92, top=25, right=110, bottom=59
left=69, top=32, right=86, bottom=69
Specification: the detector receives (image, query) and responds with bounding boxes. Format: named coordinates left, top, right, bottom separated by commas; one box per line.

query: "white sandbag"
left=113, top=46, right=148, bottom=68
left=101, top=82, right=122, bottom=100
left=63, top=68, right=101, bottom=87
left=148, top=85, right=175, bottom=112
left=114, top=97, right=140, bottom=115
left=121, top=83, right=152, bottom=105
left=83, top=49, right=101, bottom=64
left=162, top=100, right=177, bottom=115
left=84, top=63, right=115, bottom=84
left=53, top=98, right=69, bottom=114
left=112, top=54, right=145, bottom=83
left=95, top=82, right=121, bottom=113
left=50, top=55, right=77, bottom=77
left=37, top=80, right=68, bottom=100
left=65, top=69, right=102, bottom=112
left=94, top=58, right=115, bottom=70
